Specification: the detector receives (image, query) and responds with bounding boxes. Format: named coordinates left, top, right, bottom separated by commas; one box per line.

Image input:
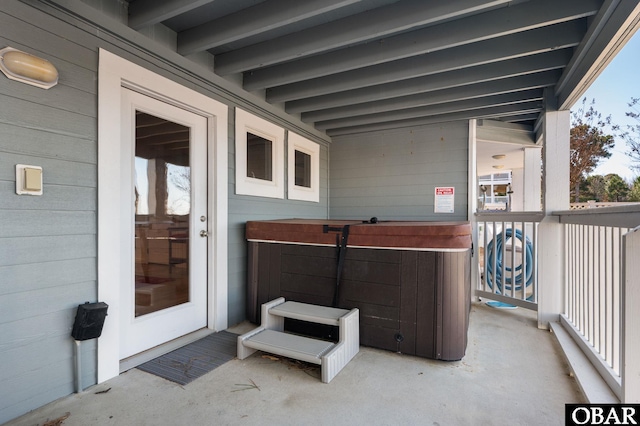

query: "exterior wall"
left=0, top=1, right=327, bottom=422
left=330, top=123, right=469, bottom=221
left=227, top=124, right=329, bottom=325
left=0, top=3, right=99, bottom=421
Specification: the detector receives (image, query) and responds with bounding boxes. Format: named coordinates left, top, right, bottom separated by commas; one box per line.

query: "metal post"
left=74, top=339, right=82, bottom=393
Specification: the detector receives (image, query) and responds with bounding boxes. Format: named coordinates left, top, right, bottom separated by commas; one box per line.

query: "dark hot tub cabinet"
left=246, top=219, right=472, bottom=361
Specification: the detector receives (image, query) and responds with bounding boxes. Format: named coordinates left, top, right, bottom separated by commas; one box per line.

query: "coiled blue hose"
left=485, top=228, right=534, bottom=300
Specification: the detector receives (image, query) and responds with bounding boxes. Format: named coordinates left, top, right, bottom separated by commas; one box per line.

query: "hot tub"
left=246, top=219, right=472, bottom=361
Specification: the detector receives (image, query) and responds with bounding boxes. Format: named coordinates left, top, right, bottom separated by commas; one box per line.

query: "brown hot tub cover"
left=246, top=219, right=472, bottom=250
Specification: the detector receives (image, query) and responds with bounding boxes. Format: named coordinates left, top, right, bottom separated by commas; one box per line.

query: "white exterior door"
left=119, top=88, right=208, bottom=359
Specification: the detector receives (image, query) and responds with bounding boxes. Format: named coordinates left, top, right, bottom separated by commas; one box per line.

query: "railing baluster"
left=613, top=228, right=621, bottom=375
left=483, top=220, right=488, bottom=293
left=595, top=225, right=600, bottom=353
left=532, top=221, right=538, bottom=303
left=521, top=221, right=526, bottom=301
left=501, top=221, right=506, bottom=298
left=511, top=221, right=516, bottom=299
left=607, top=225, right=612, bottom=365
left=550, top=205, right=639, bottom=398
left=592, top=225, right=596, bottom=351
left=491, top=222, right=498, bottom=294
left=568, top=224, right=573, bottom=321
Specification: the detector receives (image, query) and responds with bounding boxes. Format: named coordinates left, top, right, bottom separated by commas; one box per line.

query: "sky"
left=575, top=30, right=640, bottom=182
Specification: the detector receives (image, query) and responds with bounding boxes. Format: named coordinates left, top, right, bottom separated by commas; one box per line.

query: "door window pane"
left=134, top=111, right=190, bottom=317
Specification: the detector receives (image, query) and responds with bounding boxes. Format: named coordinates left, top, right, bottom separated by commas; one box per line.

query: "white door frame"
left=97, top=49, right=228, bottom=382
left=119, top=88, right=208, bottom=359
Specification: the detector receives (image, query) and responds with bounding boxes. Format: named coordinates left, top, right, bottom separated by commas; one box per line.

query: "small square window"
left=235, top=108, right=284, bottom=199
left=288, top=132, right=320, bottom=202
left=294, top=150, right=311, bottom=188
left=247, top=132, right=273, bottom=181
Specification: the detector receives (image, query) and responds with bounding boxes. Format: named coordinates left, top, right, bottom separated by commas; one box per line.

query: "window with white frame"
left=235, top=108, right=284, bottom=198
left=288, top=132, right=320, bottom=202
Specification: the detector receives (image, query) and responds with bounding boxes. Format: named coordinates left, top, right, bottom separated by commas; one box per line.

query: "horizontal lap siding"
left=0, top=2, right=98, bottom=422
left=0, top=0, right=331, bottom=422
left=227, top=138, right=329, bottom=325
left=330, top=123, right=469, bottom=221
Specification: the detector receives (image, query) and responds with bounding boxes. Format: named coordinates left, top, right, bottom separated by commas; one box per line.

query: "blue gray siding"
left=227, top=116, right=329, bottom=326
left=0, top=1, right=328, bottom=422
left=0, top=2, right=99, bottom=421
left=330, top=123, right=469, bottom=221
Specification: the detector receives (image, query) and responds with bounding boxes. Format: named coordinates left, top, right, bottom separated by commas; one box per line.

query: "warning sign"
left=434, top=187, right=455, bottom=213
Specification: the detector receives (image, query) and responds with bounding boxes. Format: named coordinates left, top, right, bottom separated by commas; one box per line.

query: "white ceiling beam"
left=128, top=0, right=214, bottom=30
left=177, top=0, right=362, bottom=56
left=214, top=0, right=512, bottom=75
left=245, top=0, right=599, bottom=91
left=302, top=70, right=560, bottom=123
left=283, top=49, right=571, bottom=112
left=269, top=21, right=584, bottom=104
left=315, top=89, right=544, bottom=130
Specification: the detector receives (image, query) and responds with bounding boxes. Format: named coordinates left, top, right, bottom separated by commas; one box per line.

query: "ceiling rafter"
left=284, top=49, right=572, bottom=113
left=105, top=0, right=640, bottom=135
left=556, top=0, right=640, bottom=108
left=315, top=89, right=544, bottom=131
left=177, top=0, right=362, bottom=55
left=267, top=21, right=585, bottom=103
left=302, top=70, right=560, bottom=123
left=214, top=0, right=512, bottom=75
left=128, top=0, right=214, bottom=30
left=327, top=101, right=544, bottom=136
left=244, top=0, right=599, bottom=91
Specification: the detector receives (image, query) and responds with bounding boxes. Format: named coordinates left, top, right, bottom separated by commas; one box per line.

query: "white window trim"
left=97, top=49, right=228, bottom=383
left=235, top=108, right=285, bottom=199
left=288, top=131, right=320, bottom=202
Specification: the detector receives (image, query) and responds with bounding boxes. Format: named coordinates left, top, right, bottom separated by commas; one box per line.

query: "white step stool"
left=237, top=297, right=359, bottom=383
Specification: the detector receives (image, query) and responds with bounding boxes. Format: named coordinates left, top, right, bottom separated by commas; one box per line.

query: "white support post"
left=468, top=120, right=480, bottom=300
left=511, top=147, right=542, bottom=212
left=523, top=147, right=542, bottom=212
left=511, top=167, right=525, bottom=211
left=622, top=226, right=640, bottom=403
left=537, top=101, right=570, bottom=329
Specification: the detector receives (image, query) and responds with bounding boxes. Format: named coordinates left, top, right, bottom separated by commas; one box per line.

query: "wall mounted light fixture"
left=0, top=47, right=58, bottom=89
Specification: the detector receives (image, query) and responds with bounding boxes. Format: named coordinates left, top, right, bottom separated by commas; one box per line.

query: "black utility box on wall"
left=71, top=302, right=109, bottom=341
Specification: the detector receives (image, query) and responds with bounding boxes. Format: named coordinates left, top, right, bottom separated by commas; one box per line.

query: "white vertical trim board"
left=97, top=49, right=228, bottom=383
left=288, top=131, right=320, bottom=202
left=235, top=108, right=285, bottom=199
left=623, top=226, right=640, bottom=403
left=468, top=120, right=479, bottom=297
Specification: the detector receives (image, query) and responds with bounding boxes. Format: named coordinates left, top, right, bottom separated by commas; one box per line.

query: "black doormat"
left=137, top=331, right=237, bottom=385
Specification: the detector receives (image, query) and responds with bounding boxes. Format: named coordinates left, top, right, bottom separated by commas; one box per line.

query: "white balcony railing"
left=555, top=205, right=640, bottom=401
left=475, top=212, right=544, bottom=310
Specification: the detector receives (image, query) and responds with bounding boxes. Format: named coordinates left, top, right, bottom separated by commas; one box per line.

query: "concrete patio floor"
left=8, top=302, right=584, bottom=426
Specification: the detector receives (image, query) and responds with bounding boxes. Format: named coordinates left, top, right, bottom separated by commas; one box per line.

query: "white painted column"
left=623, top=226, right=640, bottom=403
left=537, top=107, right=570, bottom=329
left=468, top=120, right=480, bottom=300
left=511, top=167, right=525, bottom=211
left=523, top=147, right=542, bottom=211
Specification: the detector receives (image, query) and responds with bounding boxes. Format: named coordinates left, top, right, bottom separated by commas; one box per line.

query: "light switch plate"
left=16, top=164, right=43, bottom=195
